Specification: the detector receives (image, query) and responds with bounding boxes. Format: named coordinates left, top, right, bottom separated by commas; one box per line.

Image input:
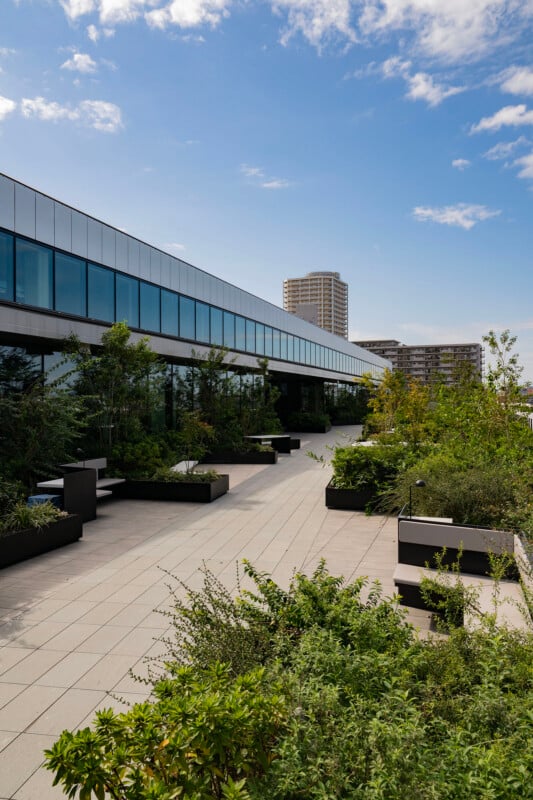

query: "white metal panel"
left=160, top=253, right=170, bottom=287
left=54, top=203, right=72, bottom=251
left=128, top=238, right=140, bottom=276
left=139, top=242, right=150, bottom=280
left=115, top=231, right=128, bottom=269
left=102, top=225, right=116, bottom=268
left=87, top=218, right=103, bottom=263
left=150, top=249, right=161, bottom=285
left=35, top=195, right=54, bottom=246
left=14, top=183, right=35, bottom=238
left=0, top=176, right=15, bottom=231
left=71, top=210, right=88, bottom=258
left=169, top=257, right=180, bottom=291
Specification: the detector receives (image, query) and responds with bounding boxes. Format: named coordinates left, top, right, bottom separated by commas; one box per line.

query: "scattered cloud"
left=61, top=51, right=98, bottom=73
left=240, top=163, right=291, bottom=188
left=165, top=241, right=186, bottom=252
left=87, top=23, right=115, bottom=41
left=0, top=96, right=17, bottom=121
left=146, top=0, right=232, bottom=31
left=60, top=0, right=96, bottom=21
left=471, top=104, right=533, bottom=133
left=0, top=47, right=16, bottom=57
left=20, top=96, right=123, bottom=132
left=412, top=202, right=501, bottom=230
left=381, top=57, right=464, bottom=106
left=514, top=151, right=533, bottom=180
left=498, top=66, right=533, bottom=96
left=483, top=135, right=529, bottom=160
left=452, top=158, right=471, bottom=170
left=272, top=0, right=356, bottom=50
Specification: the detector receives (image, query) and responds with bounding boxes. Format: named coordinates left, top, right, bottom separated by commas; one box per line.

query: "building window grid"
left=0, top=228, right=385, bottom=380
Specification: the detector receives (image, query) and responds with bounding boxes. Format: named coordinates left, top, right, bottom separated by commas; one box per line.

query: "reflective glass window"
left=55, top=253, right=87, bottom=316
left=255, top=323, right=265, bottom=355
left=280, top=332, right=287, bottom=360
left=293, top=337, right=300, bottom=362
left=140, top=282, right=160, bottom=332
left=305, top=341, right=311, bottom=365
left=88, top=263, right=114, bottom=322
left=0, top=231, right=14, bottom=301
left=15, top=239, right=53, bottom=309
left=161, top=290, right=179, bottom=335
left=116, top=273, right=139, bottom=327
left=264, top=326, right=273, bottom=357
left=245, top=319, right=255, bottom=352
left=224, top=311, right=235, bottom=349
left=210, top=307, right=223, bottom=346
left=272, top=329, right=281, bottom=359
left=179, top=296, right=195, bottom=339
left=235, top=316, right=246, bottom=350
left=196, top=301, right=210, bottom=343
left=287, top=334, right=293, bottom=362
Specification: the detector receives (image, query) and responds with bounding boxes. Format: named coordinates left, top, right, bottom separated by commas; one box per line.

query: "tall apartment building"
left=283, top=271, right=348, bottom=339
left=352, top=339, right=484, bottom=385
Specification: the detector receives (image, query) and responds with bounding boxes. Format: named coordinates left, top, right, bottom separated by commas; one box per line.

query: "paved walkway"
left=0, top=427, right=429, bottom=799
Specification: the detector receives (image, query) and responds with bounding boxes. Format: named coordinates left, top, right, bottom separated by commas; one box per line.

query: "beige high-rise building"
left=283, top=271, right=348, bottom=339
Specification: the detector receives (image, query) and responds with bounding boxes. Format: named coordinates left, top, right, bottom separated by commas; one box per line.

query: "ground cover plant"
left=46, top=561, right=533, bottom=799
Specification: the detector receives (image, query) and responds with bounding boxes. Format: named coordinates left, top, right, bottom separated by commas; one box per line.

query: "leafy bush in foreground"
left=45, top=562, right=533, bottom=800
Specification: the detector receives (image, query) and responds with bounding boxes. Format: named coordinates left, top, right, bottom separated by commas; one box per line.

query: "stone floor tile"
left=0, top=732, right=56, bottom=797
left=76, top=625, right=132, bottom=654
left=0, top=649, right=32, bottom=677
left=43, top=623, right=101, bottom=652
left=37, top=653, right=102, bottom=689
left=28, top=688, right=105, bottom=735
left=74, top=653, right=137, bottom=691
left=0, top=685, right=64, bottom=732
left=0, top=650, right=67, bottom=686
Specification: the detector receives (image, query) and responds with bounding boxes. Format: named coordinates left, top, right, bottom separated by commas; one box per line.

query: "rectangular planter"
left=202, top=451, right=278, bottom=464
left=115, top=475, right=229, bottom=503
left=325, top=481, right=375, bottom=511
left=0, top=515, right=83, bottom=569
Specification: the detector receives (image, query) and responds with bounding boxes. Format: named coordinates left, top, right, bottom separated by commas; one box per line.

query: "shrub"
left=0, top=501, right=65, bottom=536
left=287, top=411, right=330, bottom=432
left=330, top=442, right=414, bottom=497
left=110, top=438, right=167, bottom=478
left=149, top=467, right=221, bottom=483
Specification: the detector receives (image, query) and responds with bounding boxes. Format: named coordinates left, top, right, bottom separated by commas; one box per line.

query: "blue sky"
left=2, top=0, right=533, bottom=377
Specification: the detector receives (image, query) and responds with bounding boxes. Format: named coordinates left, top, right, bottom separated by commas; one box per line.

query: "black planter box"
left=115, top=475, right=230, bottom=503
left=325, top=480, right=375, bottom=510
left=0, top=515, right=83, bottom=569
left=202, top=451, right=278, bottom=464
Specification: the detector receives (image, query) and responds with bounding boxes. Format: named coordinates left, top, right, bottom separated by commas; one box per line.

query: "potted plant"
left=326, top=443, right=411, bottom=511
left=0, top=497, right=82, bottom=568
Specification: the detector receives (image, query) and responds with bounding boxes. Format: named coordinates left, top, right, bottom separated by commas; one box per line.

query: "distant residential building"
left=352, top=339, right=484, bottom=385
left=283, top=271, right=348, bottom=339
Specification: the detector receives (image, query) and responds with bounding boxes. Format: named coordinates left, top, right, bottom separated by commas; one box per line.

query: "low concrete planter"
left=325, top=480, right=375, bottom=511
left=0, top=515, right=83, bottom=569
left=115, top=475, right=230, bottom=503
left=202, top=451, right=278, bottom=464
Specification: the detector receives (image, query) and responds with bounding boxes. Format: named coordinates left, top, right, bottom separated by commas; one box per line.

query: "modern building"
left=353, top=339, right=484, bottom=386
left=283, top=271, right=348, bottom=339
left=0, top=173, right=389, bottom=422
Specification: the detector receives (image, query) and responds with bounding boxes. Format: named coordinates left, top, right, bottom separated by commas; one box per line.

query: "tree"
left=482, top=329, right=524, bottom=406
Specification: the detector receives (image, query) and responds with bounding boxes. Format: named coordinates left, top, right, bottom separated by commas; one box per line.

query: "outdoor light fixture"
left=409, top=479, right=426, bottom=518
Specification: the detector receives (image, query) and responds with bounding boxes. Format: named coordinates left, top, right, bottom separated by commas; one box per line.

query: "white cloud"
left=514, top=151, right=533, bottom=179
left=381, top=56, right=463, bottom=106
left=165, top=241, right=186, bottom=252
left=60, top=0, right=96, bottom=20
left=0, top=96, right=16, bottom=121
left=240, top=164, right=265, bottom=178
left=61, top=52, right=98, bottom=73
left=146, top=0, right=231, bottom=30
left=471, top=104, right=533, bottom=133
left=87, top=23, right=100, bottom=41
left=359, top=0, right=532, bottom=64
left=261, top=178, right=290, bottom=188
left=272, top=0, right=356, bottom=49
left=452, top=158, right=471, bottom=170
left=412, top=203, right=501, bottom=230
left=20, top=96, right=123, bottom=132
left=499, top=66, right=533, bottom=96
left=483, top=135, right=529, bottom=159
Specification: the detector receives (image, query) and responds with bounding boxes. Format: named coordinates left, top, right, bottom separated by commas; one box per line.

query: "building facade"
left=0, top=174, right=389, bottom=422
left=283, top=271, right=348, bottom=339
left=353, top=339, right=484, bottom=386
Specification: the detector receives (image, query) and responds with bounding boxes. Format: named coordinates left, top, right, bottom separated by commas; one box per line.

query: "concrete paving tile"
left=28, top=688, right=105, bottom=735
left=43, top=623, right=101, bottom=652
left=37, top=653, right=102, bottom=689
left=0, top=685, right=64, bottom=732
left=0, top=684, right=26, bottom=710
left=9, top=622, right=69, bottom=650
left=13, top=757, right=66, bottom=800
left=0, top=648, right=32, bottom=677
left=0, top=732, right=56, bottom=797
left=0, top=730, right=18, bottom=752
left=74, top=653, right=137, bottom=691
left=0, top=650, right=68, bottom=686
left=107, top=603, right=154, bottom=627
left=46, top=601, right=97, bottom=624
left=76, top=601, right=127, bottom=625
left=110, top=627, right=164, bottom=657
left=76, top=625, right=132, bottom=654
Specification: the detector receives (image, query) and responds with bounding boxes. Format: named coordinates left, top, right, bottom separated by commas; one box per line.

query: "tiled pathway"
left=0, top=427, right=426, bottom=798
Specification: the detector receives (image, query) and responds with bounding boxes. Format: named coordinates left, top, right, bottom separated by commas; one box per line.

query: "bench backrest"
left=63, top=458, right=107, bottom=478
left=398, top=518, right=514, bottom=554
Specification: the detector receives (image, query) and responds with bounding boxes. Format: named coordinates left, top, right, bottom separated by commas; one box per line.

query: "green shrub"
left=0, top=478, right=25, bottom=514
left=330, top=442, right=414, bottom=496
left=110, top=438, right=166, bottom=479
left=0, top=501, right=65, bottom=536
left=149, top=467, right=221, bottom=483
left=287, top=411, right=330, bottom=431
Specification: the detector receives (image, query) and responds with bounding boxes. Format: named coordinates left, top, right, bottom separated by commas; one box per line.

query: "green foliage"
left=330, top=442, right=414, bottom=496
left=0, top=501, right=65, bottom=535
left=0, top=478, right=25, bottom=513
left=174, top=411, right=216, bottom=468
left=287, top=411, right=330, bottom=432
left=110, top=438, right=167, bottom=479
left=46, top=561, right=533, bottom=799
left=149, top=468, right=221, bottom=483
left=324, top=384, right=369, bottom=425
